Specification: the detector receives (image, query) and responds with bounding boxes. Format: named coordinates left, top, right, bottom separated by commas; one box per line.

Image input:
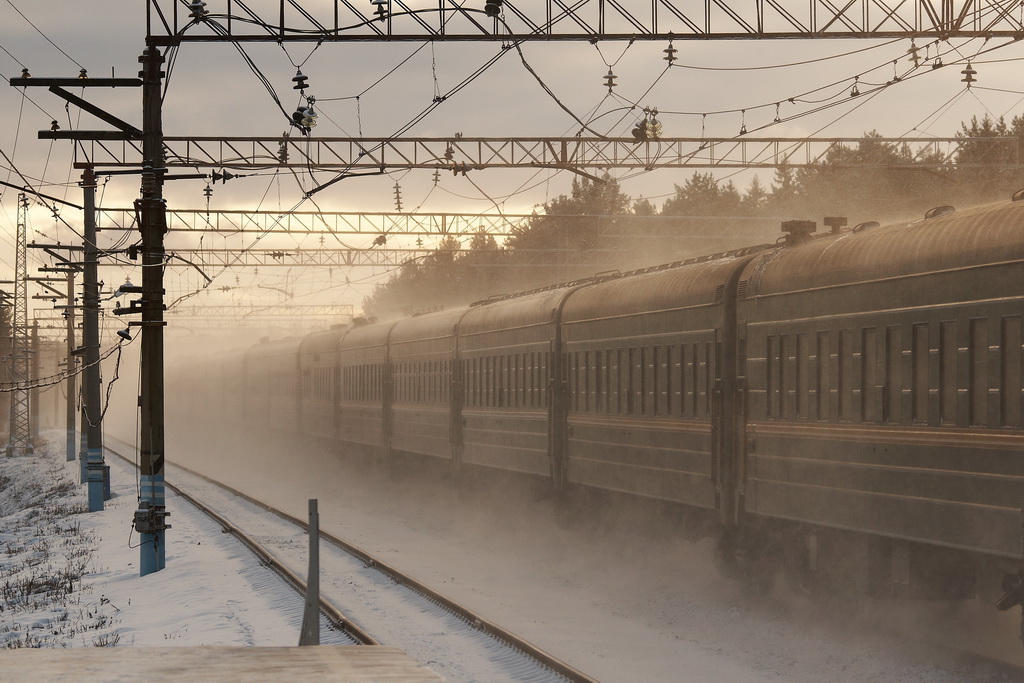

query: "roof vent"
left=1012, top=189, right=1024, bottom=202
left=823, top=216, right=848, bottom=234
left=924, top=205, right=955, bottom=219
left=852, top=221, right=880, bottom=233
left=781, top=220, right=816, bottom=245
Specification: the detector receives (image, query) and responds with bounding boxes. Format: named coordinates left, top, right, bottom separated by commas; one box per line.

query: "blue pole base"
left=139, top=532, right=165, bottom=576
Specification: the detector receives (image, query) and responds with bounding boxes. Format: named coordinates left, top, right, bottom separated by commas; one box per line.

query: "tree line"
left=363, top=114, right=1024, bottom=319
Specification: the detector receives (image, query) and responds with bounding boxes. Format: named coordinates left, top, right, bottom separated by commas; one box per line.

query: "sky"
left=3, top=0, right=1024, bottom=326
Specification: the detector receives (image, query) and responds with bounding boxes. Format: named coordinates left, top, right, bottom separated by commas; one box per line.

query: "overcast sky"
left=3, top=1, right=1024, bottom=319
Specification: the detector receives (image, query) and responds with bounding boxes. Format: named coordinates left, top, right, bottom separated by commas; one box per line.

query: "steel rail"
left=104, top=440, right=376, bottom=646
left=104, top=437, right=598, bottom=683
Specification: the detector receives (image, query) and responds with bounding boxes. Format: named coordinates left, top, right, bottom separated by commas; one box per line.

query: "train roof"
left=741, top=198, right=1024, bottom=297
left=298, top=325, right=349, bottom=355
left=560, top=254, right=758, bottom=324
left=244, top=335, right=303, bottom=360
left=389, top=307, right=465, bottom=345
left=459, top=285, right=580, bottom=337
left=340, top=318, right=399, bottom=350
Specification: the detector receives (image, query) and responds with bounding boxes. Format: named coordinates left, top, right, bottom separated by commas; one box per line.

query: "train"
left=175, top=196, right=1024, bottom=615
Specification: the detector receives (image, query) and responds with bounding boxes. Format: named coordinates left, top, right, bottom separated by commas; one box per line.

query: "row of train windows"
left=341, top=364, right=383, bottom=402
left=761, top=316, right=1023, bottom=427
left=463, top=353, right=548, bottom=409
left=302, top=367, right=333, bottom=401
left=567, top=343, right=714, bottom=418
left=394, top=361, right=450, bottom=404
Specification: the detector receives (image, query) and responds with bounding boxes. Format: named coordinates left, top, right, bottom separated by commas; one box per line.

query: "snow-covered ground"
left=3, top=432, right=1023, bottom=682
left=0, top=434, right=322, bottom=651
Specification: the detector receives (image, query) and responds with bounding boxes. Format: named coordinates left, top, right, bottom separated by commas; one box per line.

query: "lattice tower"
left=6, top=194, right=33, bottom=456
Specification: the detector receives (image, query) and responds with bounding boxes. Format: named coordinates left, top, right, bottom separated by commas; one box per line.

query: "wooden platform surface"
left=1, top=645, right=444, bottom=682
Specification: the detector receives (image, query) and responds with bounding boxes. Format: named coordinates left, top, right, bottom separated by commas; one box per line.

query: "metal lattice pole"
left=6, top=193, right=33, bottom=456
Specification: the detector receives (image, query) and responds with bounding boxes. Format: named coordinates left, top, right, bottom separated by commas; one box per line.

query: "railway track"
left=104, top=438, right=596, bottom=683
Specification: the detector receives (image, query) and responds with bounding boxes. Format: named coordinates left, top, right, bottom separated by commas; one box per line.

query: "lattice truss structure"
left=70, top=136, right=1018, bottom=171
left=144, top=0, right=1024, bottom=42
left=7, top=195, right=33, bottom=456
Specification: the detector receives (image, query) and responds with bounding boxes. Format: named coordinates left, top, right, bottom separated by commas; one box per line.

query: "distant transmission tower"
left=6, top=193, right=33, bottom=456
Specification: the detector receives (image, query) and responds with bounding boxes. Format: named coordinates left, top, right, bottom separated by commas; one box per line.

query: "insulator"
left=906, top=40, right=920, bottom=67
left=484, top=0, right=502, bottom=18
left=78, top=69, right=88, bottom=79
left=961, top=62, right=977, bottom=85
left=371, top=0, right=388, bottom=18
left=292, top=70, right=309, bottom=90
left=631, top=123, right=647, bottom=142
left=663, top=43, right=677, bottom=64
left=646, top=115, right=663, bottom=140
left=50, top=120, right=60, bottom=132
left=187, top=1, right=208, bottom=18
left=603, top=69, right=617, bottom=90
left=20, top=68, right=29, bottom=78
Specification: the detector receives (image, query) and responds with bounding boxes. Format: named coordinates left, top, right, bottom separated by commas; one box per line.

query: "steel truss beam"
left=97, top=208, right=533, bottom=238
left=146, top=0, right=1024, bottom=42
left=166, top=303, right=353, bottom=318
left=72, top=136, right=1015, bottom=170
left=167, top=246, right=626, bottom=268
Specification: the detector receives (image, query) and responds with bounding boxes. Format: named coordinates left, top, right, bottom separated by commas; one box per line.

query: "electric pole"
left=81, top=167, right=106, bottom=511
left=63, top=270, right=77, bottom=463
left=135, top=45, right=170, bottom=575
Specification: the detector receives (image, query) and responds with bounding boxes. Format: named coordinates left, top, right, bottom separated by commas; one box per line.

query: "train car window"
left=628, top=347, right=638, bottom=415
left=839, top=330, right=854, bottom=421
left=540, top=353, right=549, bottom=409
left=650, top=346, right=660, bottom=417
left=969, top=318, right=988, bottom=426
left=475, top=357, right=482, bottom=407
left=885, top=326, right=902, bottom=423
left=940, top=321, right=957, bottom=425
left=500, top=355, right=507, bottom=408
left=534, top=352, right=542, bottom=408
left=1002, top=316, right=1022, bottom=427
left=779, top=335, right=792, bottom=419
left=796, top=333, right=809, bottom=419
left=581, top=351, right=589, bottom=413
left=663, top=345, right=672, bottom=417
left=605, top=350, right=615, bottom=414
left=577, top=352, right=585, bottom=411
left=624, top=348, right=633, bottom=415
left=816, top=331, right=830, bottom=421
left=678, top=344, right=689, bottom=417
left=697, top=342, right=708, bottom=419
left=519, top=353, right=526, bottom=409
left=862, top=328, right=878, bottom=422
left=418, top=362, right=425, bottom=403
left=484, top=356, right=490, bottom=408
left=767, top=335, right=780, bottom=419
left=524, top=353, right=532, bottom=409
left=910, top=323, right=930, bottom=422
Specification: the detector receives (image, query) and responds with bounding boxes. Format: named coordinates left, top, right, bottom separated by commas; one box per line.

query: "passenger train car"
left=174, top=197, right=1024, bottom=613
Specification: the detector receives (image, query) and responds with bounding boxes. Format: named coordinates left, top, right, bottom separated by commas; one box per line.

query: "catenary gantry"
left=61, top=136, right=1013, bottom=170
left=145, top=0, right=1024, bottom=42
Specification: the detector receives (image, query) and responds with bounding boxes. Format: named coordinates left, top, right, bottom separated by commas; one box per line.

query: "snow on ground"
left=3, top=431, right=1023, bottom=682
left=0, top=433, right=314, bottom=651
